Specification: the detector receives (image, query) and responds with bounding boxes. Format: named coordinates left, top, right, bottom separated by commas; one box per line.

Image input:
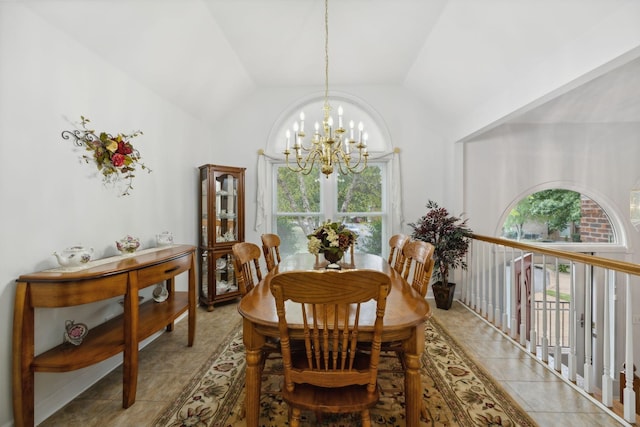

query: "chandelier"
left=283, top=0, right=369, bottom=178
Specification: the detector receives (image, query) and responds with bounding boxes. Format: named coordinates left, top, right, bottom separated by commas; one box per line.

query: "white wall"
left=463, top=122, right=640, bottom=242
left=0, top=5, right=212, bottom=425
left=463, top=121, right=640, bottom=377
left=0, top=7, right=452, bottom=427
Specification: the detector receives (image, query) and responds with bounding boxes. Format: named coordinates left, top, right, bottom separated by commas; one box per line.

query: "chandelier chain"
left=324, top=0, right=329, bottom=109
left=283, top=0, right=369, bottom=177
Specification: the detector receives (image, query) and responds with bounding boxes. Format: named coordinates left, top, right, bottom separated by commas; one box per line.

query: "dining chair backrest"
left=231, top=242, right=263, bottom=295
left=270, top=269, right=391, bottom=398
left=401, top=240, right=435, bottom=297
left=261, top=233, right=281, bottom=272
left=388, top=234, right=410, bottom=274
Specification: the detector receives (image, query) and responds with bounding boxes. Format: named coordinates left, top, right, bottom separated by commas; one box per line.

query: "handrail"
left=472, top=234, right=640, bottom=276
left=465, top=233, right=639, bottom=425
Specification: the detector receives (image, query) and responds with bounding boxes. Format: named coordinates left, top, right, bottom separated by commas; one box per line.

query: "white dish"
left=152, top=284, right=169, bottom=302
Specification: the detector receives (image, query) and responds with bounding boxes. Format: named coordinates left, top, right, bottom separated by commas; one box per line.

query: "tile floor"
left=38, top=300, right=627, bottom=426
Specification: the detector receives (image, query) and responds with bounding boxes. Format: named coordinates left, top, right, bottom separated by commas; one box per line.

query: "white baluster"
left=568, top=261, right=577, bottom=381
left=487, top=244, right=494, bottom=323
left=530, top=252, right=537, bottom=356
left=481, top=243, right=487, bottom=317
left=601, top=269, right=612, bottom=407
left=583, top=263, right=593, bottom=392
left=541, top=255, right=549, bottom=363
left=624, top=274, right=636, bottom=421
left=554, top=257, right=562, bottom=372
left=519, top=250, right=527, bottom=346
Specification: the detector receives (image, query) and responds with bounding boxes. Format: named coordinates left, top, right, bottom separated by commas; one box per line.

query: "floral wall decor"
left=61, top=116, right=151, bottom=196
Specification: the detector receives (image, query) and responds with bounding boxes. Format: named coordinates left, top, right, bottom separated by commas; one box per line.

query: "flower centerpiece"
left=61, top=116, right=151, bottom=196
left=307, top=221, right=357, bottom=267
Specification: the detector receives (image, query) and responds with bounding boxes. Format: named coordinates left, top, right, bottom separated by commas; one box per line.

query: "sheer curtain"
left=254, top=151, right=266, bottom=231
left=390, top=147, right=404, bottom=234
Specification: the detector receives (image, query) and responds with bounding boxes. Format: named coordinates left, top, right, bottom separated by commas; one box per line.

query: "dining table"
left=237, top=252, right=432, bottom=427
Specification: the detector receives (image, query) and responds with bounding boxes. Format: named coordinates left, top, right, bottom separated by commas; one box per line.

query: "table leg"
left=243, top=319, right=265, bottom=427
left=13, top=283, right=34, bottom=427
left=187, top=254, right=196, bottom=346
left=165, top=278, right=175, bottom=332
left=123, top=277, right=139, bottom=408
left=403, top=324, right=425, bottom=427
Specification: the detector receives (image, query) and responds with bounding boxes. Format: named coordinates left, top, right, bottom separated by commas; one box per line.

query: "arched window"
left=501, top=189, right=616, bottom=243
left=258, top=93, right=398, bottom=258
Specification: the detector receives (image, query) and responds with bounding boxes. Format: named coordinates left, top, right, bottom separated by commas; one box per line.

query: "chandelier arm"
left=297, top=139, right=319, bottom=153
left=331, top=141, right=365, bottom=175
left=285, top=147, right=324, bottom=175
left=285, top=158, right=315, bottom=175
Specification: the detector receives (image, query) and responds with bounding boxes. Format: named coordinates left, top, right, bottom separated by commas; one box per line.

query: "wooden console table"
left=12, top=245, right=196, bottom=427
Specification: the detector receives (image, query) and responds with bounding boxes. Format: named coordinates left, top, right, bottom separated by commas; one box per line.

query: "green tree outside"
left=503, top=189, right=581, bottom=241
left=274, top=164, right=384, bottom=256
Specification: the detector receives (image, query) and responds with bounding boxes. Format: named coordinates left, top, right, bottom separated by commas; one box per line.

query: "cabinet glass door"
left=215, top=173, right=238, bottom=243
left=200, top=169, right=209, bottom=246
left=200, top=250, right=209, bottom=299
left=214, top=252, right=238, bottom=294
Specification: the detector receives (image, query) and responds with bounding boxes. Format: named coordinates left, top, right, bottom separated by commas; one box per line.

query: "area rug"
left=153, top=317, right=537, bottom=426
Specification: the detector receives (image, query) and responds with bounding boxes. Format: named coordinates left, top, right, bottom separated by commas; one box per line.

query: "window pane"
left=273, top=162, right=387, bottom=258
left=276, top=216, right=322, bottom=255
left=339, top=215, right=383, bottom=255
left=336, top=165, right=384, bottom=255
left=502, top=190, right=616, bottom=243
left=276, top=165, right=320, bottom=212
left=337, top=165, right=383, bottom=212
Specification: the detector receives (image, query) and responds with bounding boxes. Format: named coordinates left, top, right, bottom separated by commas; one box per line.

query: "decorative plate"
left=64, top=320, right=88, bottom=346
left=152, top=284, right=169, bottom=303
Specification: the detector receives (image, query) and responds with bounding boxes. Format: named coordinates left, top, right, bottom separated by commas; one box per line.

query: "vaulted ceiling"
left=23, top=0, right=640, bottom=140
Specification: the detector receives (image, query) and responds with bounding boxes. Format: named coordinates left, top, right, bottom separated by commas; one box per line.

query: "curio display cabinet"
left=198, top=164, right=245, bottom=310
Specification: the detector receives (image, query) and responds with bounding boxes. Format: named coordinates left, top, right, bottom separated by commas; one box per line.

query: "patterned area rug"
left=153, top=317, right=538, bottom=426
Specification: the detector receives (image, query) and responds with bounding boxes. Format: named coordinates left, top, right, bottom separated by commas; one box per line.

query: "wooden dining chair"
left=260, top=233, right=281, bottom=272
left=401, top=240, right=436, bottom=298
left=232, top=241, right=286, bottom=375
left=231, top=242, right=263, bottom=295
left=388, top=234, right=410, bottom=273
left=377, top=239, right=434, bottom=420
left=270, top=269, right=391, bottom=427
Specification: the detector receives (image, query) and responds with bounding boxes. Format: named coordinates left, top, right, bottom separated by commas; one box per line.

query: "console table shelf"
left=12, top=245, right=196, bottom=427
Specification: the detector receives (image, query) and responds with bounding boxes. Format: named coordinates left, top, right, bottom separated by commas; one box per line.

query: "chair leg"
left=290, top=407, right=301, bottom=427
left=361, top=409, right=371, bottom=427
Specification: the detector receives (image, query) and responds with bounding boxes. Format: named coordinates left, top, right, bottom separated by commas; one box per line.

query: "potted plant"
left=409, top=200, right=472, bottom=309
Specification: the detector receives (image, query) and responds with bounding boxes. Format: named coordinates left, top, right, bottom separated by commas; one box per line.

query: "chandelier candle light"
left=283, top=0, right=369, bottom=178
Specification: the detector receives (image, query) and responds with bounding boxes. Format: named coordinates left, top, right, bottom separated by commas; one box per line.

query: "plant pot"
left=432, top=281, right=456, bottom=310
left=323, top=250, right=344, bottom=269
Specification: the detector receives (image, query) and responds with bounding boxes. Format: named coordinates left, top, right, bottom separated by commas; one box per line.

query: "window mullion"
left=322, top=172, right=338, bottom=221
